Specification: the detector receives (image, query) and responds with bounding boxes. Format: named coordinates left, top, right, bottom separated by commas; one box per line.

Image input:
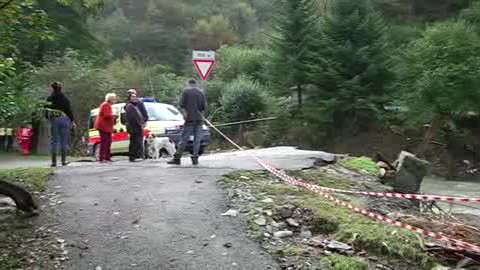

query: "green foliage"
left=32, top=50, right=106, bottom=130
left=0, top=167, right=53, bottom=192
left=220, top=76, right=267, bottom=122
left=340, top=157, right=380, bottom=176
left=307, top=0, right=391, bottom=128
left=396, top=20, right=480, bottom=124
left=267, top=0, right=318, bottom=105
left=215, top=46, right=267, bottom=81
left=322, top=255, right=368, bottom=270
left=191, top=15, right=238, bottom=50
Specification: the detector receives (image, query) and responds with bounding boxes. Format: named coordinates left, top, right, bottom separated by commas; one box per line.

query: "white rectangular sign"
left=193, top=51, right=215, bottom=60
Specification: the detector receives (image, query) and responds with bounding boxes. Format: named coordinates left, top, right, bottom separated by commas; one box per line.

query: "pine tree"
left=307, top=0, right=391, bottom=128
left=267, top=0, right=319, bottom=108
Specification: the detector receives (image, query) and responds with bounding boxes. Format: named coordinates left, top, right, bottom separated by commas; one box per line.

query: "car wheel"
left=94, top=143, right=100, bottom=161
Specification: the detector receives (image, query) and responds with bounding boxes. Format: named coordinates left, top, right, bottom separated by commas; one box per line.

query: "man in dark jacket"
left=125, top=94, right=145, bottom=162
left=168, top=79, right=207, bottom=165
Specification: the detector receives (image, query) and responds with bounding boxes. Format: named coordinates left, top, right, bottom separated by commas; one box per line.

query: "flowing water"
left=422, top=176, right=480, bottom=217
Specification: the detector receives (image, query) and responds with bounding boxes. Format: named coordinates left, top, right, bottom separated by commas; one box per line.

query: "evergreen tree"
left=267, top=0, right=319, bottom=108
left=307, top=0, right=391, bottom=128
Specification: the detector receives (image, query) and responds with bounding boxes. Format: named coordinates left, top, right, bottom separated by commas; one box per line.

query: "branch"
left=0, top=0, right=15, bottom=10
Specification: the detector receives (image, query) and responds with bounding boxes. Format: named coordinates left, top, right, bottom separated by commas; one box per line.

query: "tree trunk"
left=0, top=180, right=37, bottom=213
left=297, top=85, right=303, bottom=108
left=416, top=114, right=443, bottom=157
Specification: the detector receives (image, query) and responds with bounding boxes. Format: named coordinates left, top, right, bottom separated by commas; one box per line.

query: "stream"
left=422, top=176, right=480, bottom=217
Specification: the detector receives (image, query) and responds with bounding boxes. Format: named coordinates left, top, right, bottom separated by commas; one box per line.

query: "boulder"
left=394, top=151, right=430, bottom=194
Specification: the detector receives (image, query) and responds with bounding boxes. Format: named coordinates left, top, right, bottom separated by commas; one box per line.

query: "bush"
left=220, top=77, right=267, bottom=122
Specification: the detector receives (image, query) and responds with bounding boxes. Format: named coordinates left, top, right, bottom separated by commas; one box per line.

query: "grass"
left=340, top=157, right=379, bottom=176
left=221, top=166, right=438, bottom=270
left=0, top=167, right=57, bottom=269
left=273, top=244, right=306, bottom=257
left=321, top=254, right=368, bottom=270
left=0, top=167, right=53, bottom=192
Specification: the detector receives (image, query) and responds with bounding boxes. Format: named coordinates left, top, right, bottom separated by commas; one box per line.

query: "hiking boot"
left=51, top=154, right=57, bottom=167
left=61, top=152, right=69, bottom=166
left=168, top=158, right=181, bottom=165
left=191, top=157, right=199, bottom=166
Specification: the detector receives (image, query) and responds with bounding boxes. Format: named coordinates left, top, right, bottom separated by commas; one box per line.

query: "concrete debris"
left=221, top=209, right=238, bottom=217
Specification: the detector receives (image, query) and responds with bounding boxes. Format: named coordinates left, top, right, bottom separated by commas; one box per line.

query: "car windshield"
left=145, top=103, right=184, bottom=121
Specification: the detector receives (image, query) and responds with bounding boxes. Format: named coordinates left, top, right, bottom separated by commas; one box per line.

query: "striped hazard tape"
left=264, top=162, right=480, bottom=203
left=204, top=118, right=480, bottom=254
left=256, top=159, right=480, bottom=254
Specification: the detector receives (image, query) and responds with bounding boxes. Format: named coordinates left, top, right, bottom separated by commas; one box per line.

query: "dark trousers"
left=6, top=135, right=13, bottom=152
left=0, top=136, right=4, bottom=152
left=174, top=121, right=204, bottom=159
left=99, top=131, right=112, bottom=161
left=49, top=116, right=71, bottom=155
left=129, top=132, right=143, bottom=161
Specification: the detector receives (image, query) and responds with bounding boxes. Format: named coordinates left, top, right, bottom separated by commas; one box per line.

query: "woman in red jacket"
left=94, top=93, right=117, bottom=162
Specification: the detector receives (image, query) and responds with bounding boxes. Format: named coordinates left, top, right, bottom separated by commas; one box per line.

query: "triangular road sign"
left=193, top=59, right=215, bottom=81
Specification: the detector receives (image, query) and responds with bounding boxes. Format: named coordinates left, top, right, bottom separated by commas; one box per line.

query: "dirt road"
left=41, top=147, right=323, bottom=270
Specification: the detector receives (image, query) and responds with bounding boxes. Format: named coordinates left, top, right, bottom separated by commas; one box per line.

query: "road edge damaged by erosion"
left=218, top=156, right=480, bottom=270
left=0, top=167, right=68, bottom=270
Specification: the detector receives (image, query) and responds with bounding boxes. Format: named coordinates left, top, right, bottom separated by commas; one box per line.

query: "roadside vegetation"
left=0, top=167, right=59, bottom=269
left=3, top=0, right=480, bottom=179
left=220, top=157, right=475, bottom=269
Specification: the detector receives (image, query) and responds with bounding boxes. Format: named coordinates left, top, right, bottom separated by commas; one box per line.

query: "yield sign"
left=193, top=51, right=216, bottom=81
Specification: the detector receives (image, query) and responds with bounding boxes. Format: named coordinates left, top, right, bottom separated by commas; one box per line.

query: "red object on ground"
left=16, top=127, right=33, bottom=156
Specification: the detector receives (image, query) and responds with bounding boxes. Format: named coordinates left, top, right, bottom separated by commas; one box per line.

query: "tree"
left=267, top=0, right=318, bottom=108
left=215, top=46, right=267, bottom=81
left=307, top=0, right=391, bottom=129
left=396, top=20, right=480, bottom=156
left=191, top=15, right=238, bottom=50
left=220, top=76, right=267, bottom=122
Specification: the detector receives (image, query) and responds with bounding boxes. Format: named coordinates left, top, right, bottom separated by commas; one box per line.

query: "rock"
left=307, top=238, right=323, bottom=247
left=286, top=218, right=300, bottom=227
left=379, top=168, right=387, bottom=178
left=261, top=198, right=274, bottom=204
left=276, top=205, right=294, bottom=219
left=223, top=242, right=233, bottom=248
left=271, top=221, right=287, bottom=229
left=221, top=209, right=238, bottom=217
left=326, top=240, right=352, bottom=252
left=93, top=202, right=99, bottom=206
left=210, top=234, right=216, bottom=239
left=299, top=229, right=312, bottom=239
left=264, top=210, right=273, bottom=216
left=394, top=151, right=430, bottom=193
left=266, top=225, right=274, bottom=234
left=313, top=152, right=337, bottom=167
left=264, top=233, right=271, bottom=238
left=132, top=218, right=140, bottom=224
left=232, top=262, right=238, bottom=266
left=274, top=231, right=293, bottom=238
left=376, top=161, right=390, bottom=169
left=195, top=179, right=203, bottom=183
left=255, top=216, right=267, bottom=226
left=186, top=250, right=194, bottom=254
left=240, top=176, right=250, bottom=180
left=95, top=266, right=102, bottom=270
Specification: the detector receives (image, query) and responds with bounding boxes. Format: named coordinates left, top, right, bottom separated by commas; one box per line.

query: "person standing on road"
left=127, top=89, right=149, bottom=123
left=168, top=79, right=207, bottom=165
left=4, top=127, right=14, bottom=152
left=94, top=93, right=117, bottom=163
left=0, top=128, right=5, bottom=152
left=45, top=82, right=76, bottom=167
left=125, top=93, right=145, bottom=162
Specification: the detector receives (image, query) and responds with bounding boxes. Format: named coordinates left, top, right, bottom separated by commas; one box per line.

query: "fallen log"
left=0, top=180, right=38, bottom=214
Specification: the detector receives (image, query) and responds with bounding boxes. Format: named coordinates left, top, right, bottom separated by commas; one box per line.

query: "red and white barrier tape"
left=263, top=161, right=480, bottom=203
left=256, top=159, right=480, bottom=254
left=204, top=119, right=480, bottom=254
